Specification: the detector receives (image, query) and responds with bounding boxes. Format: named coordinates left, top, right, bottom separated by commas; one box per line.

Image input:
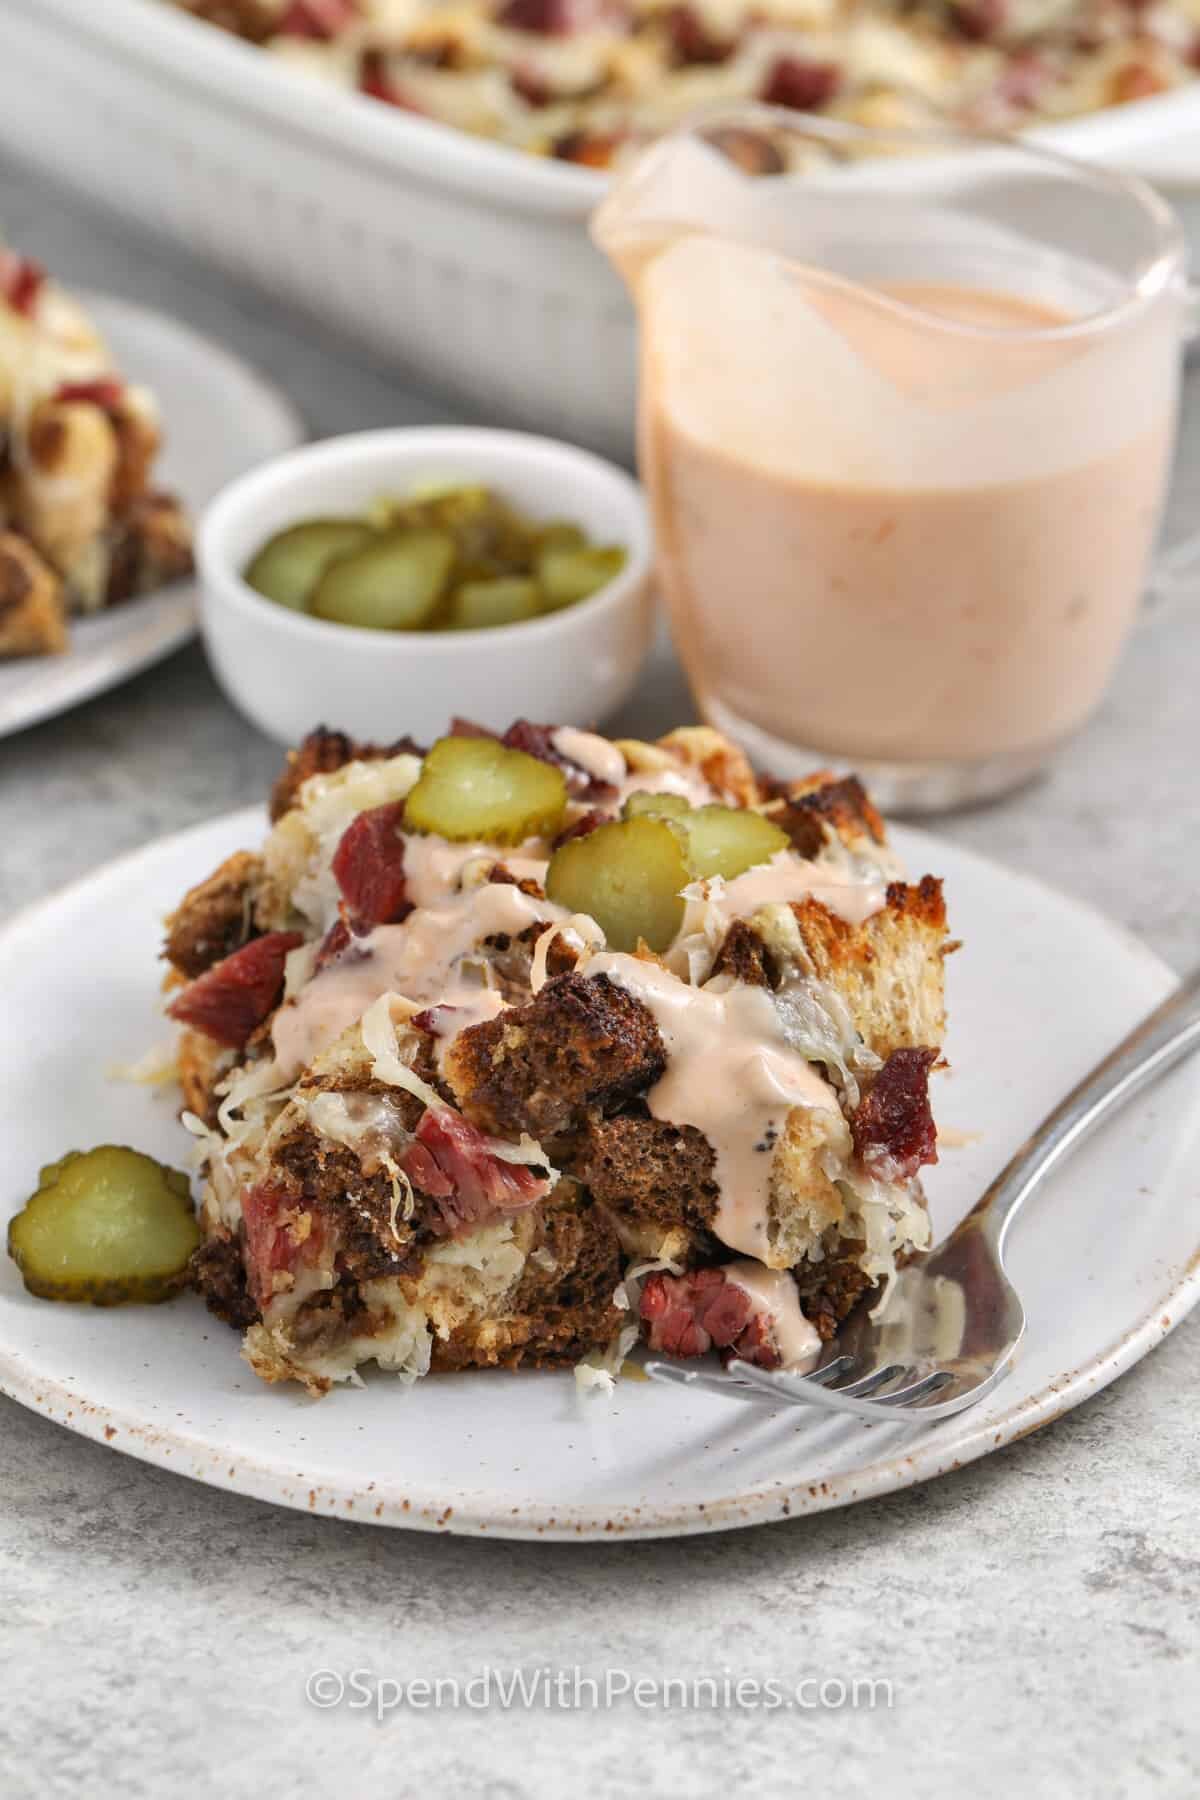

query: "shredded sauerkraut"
left=530, top=913, right=604, bottom=995
left=281, top=752, right=423, bottom=931
left=361, top=990, right=559, bottom=1182
left=573, top=1322, right=641, bottom=1395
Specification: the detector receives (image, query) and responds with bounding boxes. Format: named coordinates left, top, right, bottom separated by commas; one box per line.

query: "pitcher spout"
left=591, top=130, right=759, bottom=290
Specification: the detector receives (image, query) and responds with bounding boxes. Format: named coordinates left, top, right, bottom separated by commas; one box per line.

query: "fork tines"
left=643, top=1357, right=959, bottom=1420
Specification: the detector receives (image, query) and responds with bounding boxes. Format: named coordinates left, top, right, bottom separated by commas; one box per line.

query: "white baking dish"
left=3, top=0, right=1198, bottom=458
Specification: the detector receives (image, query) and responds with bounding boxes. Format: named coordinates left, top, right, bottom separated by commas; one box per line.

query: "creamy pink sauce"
left=426, top=987, right=510, bottom=1076
left=269, top=787, right=880, bottom=1121
left=551, top=726, right=628, bottom=789
left=588, top=951, right=840, bottom=1258
left=616, top=762, right=716, bottom=809
left=708, top=849, right=885, bottom=929
left=401, top=833, right=549, bottom=910
left=636, top=240, right=1175, bottom=765
left=723, top=1260, right=821, bottom=1371
left=271, top=881, right=564, bottom=1082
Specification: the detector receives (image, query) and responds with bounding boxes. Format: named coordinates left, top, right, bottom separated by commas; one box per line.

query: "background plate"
left=0, top=810, right=1197, bottom=1539
left=0, top=293, right=303, bottom=738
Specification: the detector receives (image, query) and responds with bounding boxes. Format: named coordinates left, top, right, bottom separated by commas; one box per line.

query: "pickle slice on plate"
left=545, top=816, right=690, bottom=953
left=311, top=528, right=455, bottom=631
left=536, top=545, right=627, bottom=611
left=447, top=577, right=542, bottom=632
left=621, top=790, right=692, bottom=822
left=675, top=805, right=790, bottom=882
left=620, top=796, right=789, bottom=879
left=8, top=1146, right=201, bottom=1306
left=404, top=735, right=568, bottom=843
left=245, top=519, right=374, bottom=612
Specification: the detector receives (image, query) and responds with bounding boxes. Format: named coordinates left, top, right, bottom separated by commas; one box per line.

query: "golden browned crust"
left=442, top=970, right=666, bottom=1144
left=163, top=849, right=263, bottom=980
left=176, top=1027, right=229, bottom=1125
left=5, top=400, right=117, bottom=602
left=655, top=725, right=760, bottom=806
left=105, top=492, right=193, bottom=604
left=269, top=729, right=365, bottom=822
left=1, top=372, right=191, bottom=623
left=762, top=774, right=888, bottom=859
left=782, top=877, right=948, bottom=1064
left=268, top=726, right=425, bottom=822
left=108, top=399, right=161, bottom=513
left=0, top=531, right=67, bottom=657
left=711, top=874, right=948, bottom=1073
left=786, top=772, right=886, bottom=844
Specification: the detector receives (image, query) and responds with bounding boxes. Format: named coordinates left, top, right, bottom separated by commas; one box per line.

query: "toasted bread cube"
left=164, top=851, right=264, bottom=981
left=755, top=878, right=949, bottom=1064
left=443, top=970, right=667, bottom=1143
left=655, top=725, right=760, bottom=806
left=105, top=492, right=193, bottom=605
left=12, top=399, right=119, bottom=609
left=176, top=1026, right=233, bottom=1128
left=0, top=531, right=68, bottom=657
left=767, top=1103, right=854, bottom=1270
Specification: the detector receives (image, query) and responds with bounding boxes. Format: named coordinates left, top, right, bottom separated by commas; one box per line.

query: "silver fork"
left=645, top=966, right=1200, bottom=1422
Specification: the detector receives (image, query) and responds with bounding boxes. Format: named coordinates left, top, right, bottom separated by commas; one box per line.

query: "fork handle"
left=978, top=964, right=1200, bottom=1256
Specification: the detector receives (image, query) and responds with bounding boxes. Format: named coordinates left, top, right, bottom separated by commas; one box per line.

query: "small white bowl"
left=198, top=427, right=654, bottom=747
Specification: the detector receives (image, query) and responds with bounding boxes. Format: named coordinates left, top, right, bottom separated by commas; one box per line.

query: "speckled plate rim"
left=0, top=292, right=304, bottom=740
left=1, top=811, right=1198, bottom=1540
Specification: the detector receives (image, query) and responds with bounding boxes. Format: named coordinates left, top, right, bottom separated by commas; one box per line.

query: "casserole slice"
left=0, top=242, right=192, bottom=657
left=164, top=721, right=952, bottom=1393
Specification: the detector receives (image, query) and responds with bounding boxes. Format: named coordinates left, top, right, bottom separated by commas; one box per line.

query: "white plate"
left=0, top=293, right=303, bottom=738
left=1, top=810, right=1198, bottom=1540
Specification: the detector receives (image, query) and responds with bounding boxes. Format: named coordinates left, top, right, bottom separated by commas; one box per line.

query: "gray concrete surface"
left=1, top=165, right=1197, bottom=1799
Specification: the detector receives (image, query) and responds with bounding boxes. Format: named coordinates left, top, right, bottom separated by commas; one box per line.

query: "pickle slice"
left=404, top=484, right=498, bottom=531
left=404, top=735, right=568, bottom=843
left=534, top=521, right=586, bottom=554
left=536, top=545, right=627, bottom=611
left=621, top=796, right=789, bottom=879
left=244, top=519, right=374, bottom=612
left=545, top=816, right=690, bottom=953
left=621, top=790, right=692, bottom=822
left=447, top=577, right=542, bottom=632
left=675, top=805, right=790, bottom=882
left=403, top=487, right=535, bottom=573
left=8, top=1146, right=201, bottom=1306
left=310, top=528, right=455, bottom=631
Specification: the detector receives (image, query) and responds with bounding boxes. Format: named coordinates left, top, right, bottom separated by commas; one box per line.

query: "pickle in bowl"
left=242, top=482, right=628, bottom=633
left=447, top=577, right=542, bottom=632
left=536, top=545, right=627, bottom=612
left=245, top=518, right=374, bottom=612
left=311, top=528, right=456, bottom=631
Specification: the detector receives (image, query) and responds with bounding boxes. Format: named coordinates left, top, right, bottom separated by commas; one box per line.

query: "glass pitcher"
left=594, top=111, right=1194, bottom=812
